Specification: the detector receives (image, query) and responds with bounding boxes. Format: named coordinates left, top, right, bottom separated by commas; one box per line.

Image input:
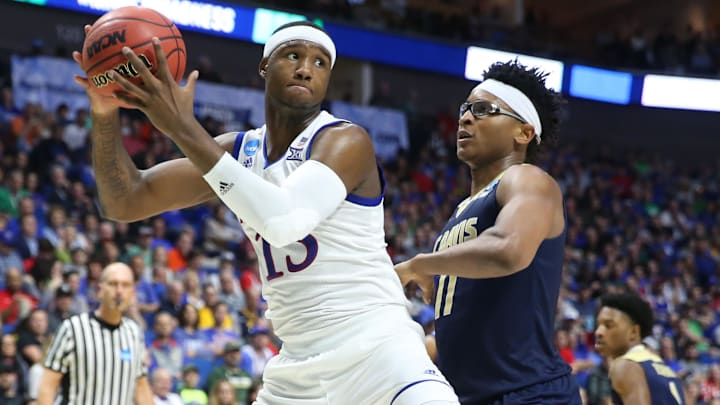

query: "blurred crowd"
left=0, top=48, right=719, bottom=405
left=249, top=0, right=720, bottom=78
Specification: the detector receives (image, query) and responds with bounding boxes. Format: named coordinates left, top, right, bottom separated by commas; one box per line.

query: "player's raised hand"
left=395, top=261, right=435, bottom=304
left=72, top=24, right=119, bottom=115
left=111, top=37, right=199, bottom=137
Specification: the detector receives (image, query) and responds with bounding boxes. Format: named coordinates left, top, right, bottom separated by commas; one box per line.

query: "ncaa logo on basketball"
left=244, top=139, right=260, bottom=157
left=86, top=30, right=126, bottom=59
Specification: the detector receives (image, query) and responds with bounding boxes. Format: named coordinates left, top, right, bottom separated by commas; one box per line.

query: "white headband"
left=263, top=25, right=337, bottom=68
left=475, top=79, right=542, bottom=144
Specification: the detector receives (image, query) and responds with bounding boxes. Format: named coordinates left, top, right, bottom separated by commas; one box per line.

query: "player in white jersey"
left=72, top=20, right=458, bottom=405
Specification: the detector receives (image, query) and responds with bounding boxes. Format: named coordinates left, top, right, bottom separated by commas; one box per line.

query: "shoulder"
left=310, top=122, right=375, bottom=159
left=214, top=131, right=244, bottom=152
left=609, top=357, right=646, bottom=387
left=497, top=164, right=561, bottom=202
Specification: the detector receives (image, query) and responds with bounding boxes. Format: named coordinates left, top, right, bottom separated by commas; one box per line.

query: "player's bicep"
left=492, top=166, right=562, bottom=269
left=130, top=132, right=239, bottom=220
left=308, top=124, right=375, bottom=194
left=610, top=359, right=652, bottom=405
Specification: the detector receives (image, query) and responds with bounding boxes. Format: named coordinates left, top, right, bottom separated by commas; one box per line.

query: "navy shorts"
left=472, top=374, right=582, bottom=405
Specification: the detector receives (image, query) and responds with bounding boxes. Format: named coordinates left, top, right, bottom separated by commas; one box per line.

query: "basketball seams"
left=90, top=16, right=173, bottom=33
left=84, top=35, right=183, bottom=74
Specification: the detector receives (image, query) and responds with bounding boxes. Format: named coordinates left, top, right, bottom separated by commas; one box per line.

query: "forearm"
left=36, top=378, right=58, bottom=405
left=203, top=154, right=346, bottom=247
left=411, top=231, right=515, bottom=279
left=90, top=111, right=142, bottom=219
left=167, top=117, right=225, bottom=174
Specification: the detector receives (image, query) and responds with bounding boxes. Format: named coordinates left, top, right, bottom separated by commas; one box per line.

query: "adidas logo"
left=218, top=181, right=234, bottom=195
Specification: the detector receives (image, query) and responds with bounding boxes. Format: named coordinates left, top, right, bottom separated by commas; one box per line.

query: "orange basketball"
left=81, top=6, right=187, bottom=107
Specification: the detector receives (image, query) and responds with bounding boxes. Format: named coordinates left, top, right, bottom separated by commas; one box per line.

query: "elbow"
left=98, top=202, right=131, bottom=223
left=259, top=211, right=319, bottom=248
left=495, top=236, right=532, bottom=274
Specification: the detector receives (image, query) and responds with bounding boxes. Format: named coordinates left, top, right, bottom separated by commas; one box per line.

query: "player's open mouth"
left=457, top=130, right=472, bottom=140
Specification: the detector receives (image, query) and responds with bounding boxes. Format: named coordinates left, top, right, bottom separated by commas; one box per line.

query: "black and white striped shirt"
left=44, top=312, right=147, bottom=405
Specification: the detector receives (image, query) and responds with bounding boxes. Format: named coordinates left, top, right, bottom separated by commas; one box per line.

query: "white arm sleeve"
left=203, top=152, right=347, bottom=247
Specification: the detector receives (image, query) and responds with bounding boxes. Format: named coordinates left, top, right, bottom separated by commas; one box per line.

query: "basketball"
left=81, top=6, right=187, bottom=107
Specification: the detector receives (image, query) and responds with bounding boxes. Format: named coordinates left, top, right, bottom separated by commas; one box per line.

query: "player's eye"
left=315, top=58, right=325, bottom=67
left=288, top=52, right=298, bottom=60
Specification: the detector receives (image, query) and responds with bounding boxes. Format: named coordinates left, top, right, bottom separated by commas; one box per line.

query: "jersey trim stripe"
left=231, top=131, right=245, bottom=159
left=389, top=379, right=453, bottom=405
left=304, top=120, right=347, bottom=160
left=345, top=165, right=386, bottom=207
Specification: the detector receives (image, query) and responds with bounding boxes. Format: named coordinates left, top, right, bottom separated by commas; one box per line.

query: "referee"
left=37, top=262, right=153, bottom=405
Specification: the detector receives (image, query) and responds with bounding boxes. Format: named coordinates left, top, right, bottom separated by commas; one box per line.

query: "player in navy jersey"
left=595, top=293, right=686, bottom=405
left=395, top=60, right=582, bottom=404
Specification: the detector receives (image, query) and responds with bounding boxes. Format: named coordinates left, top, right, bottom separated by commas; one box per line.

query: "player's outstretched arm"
left=396, top=165, right=563, bottom=289
left=91, top=121, right=236, bottom=222
left=609, top=358, right=652, bottom=405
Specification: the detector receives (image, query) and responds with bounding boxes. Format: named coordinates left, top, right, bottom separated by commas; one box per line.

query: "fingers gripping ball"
left=81, top=6, right=187, bottom=107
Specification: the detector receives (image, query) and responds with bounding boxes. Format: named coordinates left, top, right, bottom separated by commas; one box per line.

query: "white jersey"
left=232, top=111, right=407, bottom=350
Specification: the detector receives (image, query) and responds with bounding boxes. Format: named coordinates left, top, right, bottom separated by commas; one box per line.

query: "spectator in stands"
left=204, top=204, right=245, bottom=254
left=151, top=367, right=183, bottom=405
left=149, top=312, right=183, bottom=379
left=0, top=169, right=28, bottom=218
left=14, top=213, right=39, bottom=260
left=218, top=266, right=244, bottom=326
left=160, top=280, right=187, bottom=318
left=174, top=302, right=210, bottom=361
left=179, top=365, right=208, bottom=405
left=0, top=268, right=36, bottom=325
left=205, top=341, right=252, bottom=404
left=167, top=230, right=194, bottom=272
left=208, top=378, right=238, bottom=405
left=0, top=334, right=26, bottom=395
left=0, top=231, right=22, bottom=281
left=46, top=283, right=77, bottom=333
left=130, top=253, right=160, bottom=325
left=0, top=363, right=22, bottom=405
left=198, top=283, right=233, bottom=331
left=241, top=324, right=274, bottom=380
left=203, top=302, right=239, bottom=357
left=184, top=271, right=203, bottom=309
left=701, top=364, right=720, bottom=402
left=16, top=308, right=49, bottom=367
left=62, top=108, right=89, bottom=161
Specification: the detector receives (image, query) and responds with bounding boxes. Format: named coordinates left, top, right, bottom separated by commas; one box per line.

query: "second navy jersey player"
left=433, top=173, right=574, bottom=404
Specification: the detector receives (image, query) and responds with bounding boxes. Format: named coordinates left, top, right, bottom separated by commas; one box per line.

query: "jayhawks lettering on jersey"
left=231, top=111, right=407, bottom=351
left=433, top=172, right=571, bottom=403
left=611, top=346, right=685, bottom=405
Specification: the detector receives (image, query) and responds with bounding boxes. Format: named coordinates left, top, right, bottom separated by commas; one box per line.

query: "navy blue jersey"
left=611, top=346, right=685, bottom=405
left=433, top=173, right=572, bottom=403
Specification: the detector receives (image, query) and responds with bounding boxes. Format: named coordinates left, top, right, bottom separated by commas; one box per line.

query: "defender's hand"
left=395, top=259, right=435, bottom=304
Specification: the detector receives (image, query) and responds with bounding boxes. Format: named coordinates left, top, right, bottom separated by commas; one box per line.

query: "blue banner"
left=330, top=101, right=409, bottom=161
left=11, top=55, right=90, bottom=113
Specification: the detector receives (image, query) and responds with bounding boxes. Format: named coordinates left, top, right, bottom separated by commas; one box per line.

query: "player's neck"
left=468, top=156, right=521, bottom=196
left=265, top=103, right=321, bottom=159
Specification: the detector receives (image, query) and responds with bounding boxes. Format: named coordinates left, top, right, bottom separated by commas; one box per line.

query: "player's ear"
left=259, top=58, right=269, bottom=79
left=514, top=124, right=535, bottom=145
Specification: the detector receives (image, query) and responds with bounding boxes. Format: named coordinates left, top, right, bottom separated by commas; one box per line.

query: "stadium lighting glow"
left=464, top=46, right=564, bottom=91
left=641, top=74, right=720, bottom=112
left=569, top=65, right=632, bottom=105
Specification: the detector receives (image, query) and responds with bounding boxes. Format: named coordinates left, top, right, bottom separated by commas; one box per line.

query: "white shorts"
left=254, top=306, right=459, bottom=405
